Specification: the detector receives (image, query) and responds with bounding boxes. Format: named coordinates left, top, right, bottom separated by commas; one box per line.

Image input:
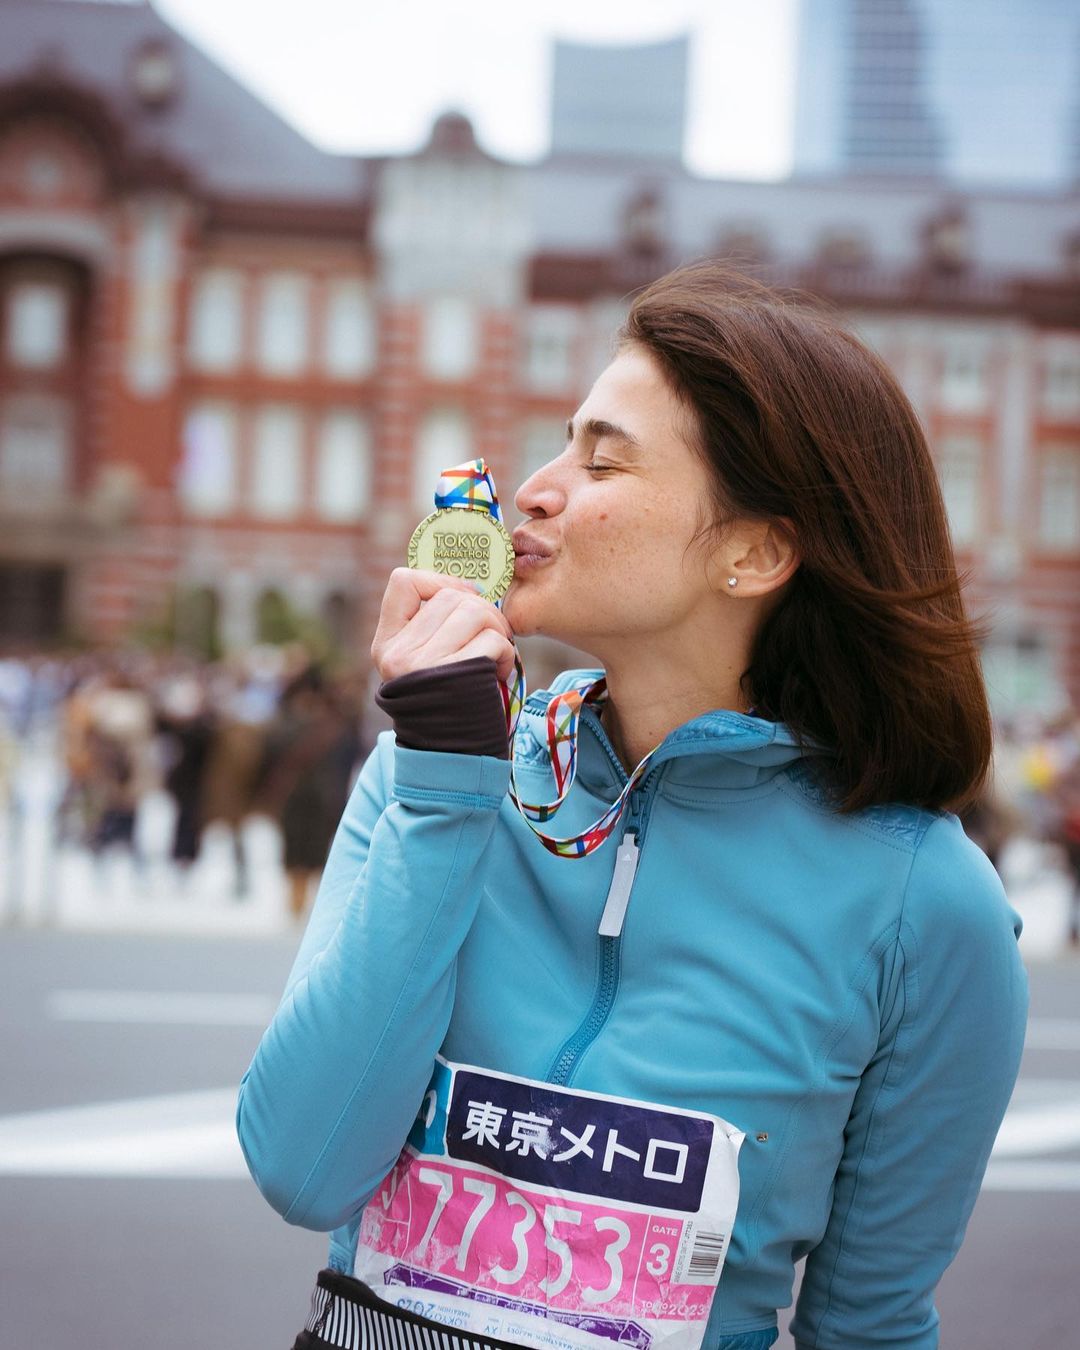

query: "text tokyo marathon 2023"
left=432, top=532, right=491, bottom=560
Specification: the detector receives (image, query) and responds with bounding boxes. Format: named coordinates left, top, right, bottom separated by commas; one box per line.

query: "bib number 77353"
left=413, top=1165, right=630, bottom=1304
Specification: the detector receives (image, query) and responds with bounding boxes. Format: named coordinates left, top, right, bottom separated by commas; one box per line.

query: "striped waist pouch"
left=293, top=1270, right=528, bottom=1350
left=292, top=1269, right=780, bottom=1350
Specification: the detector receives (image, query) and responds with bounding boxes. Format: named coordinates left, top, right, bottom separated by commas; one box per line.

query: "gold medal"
left=407, top=507, right=516, bottom=602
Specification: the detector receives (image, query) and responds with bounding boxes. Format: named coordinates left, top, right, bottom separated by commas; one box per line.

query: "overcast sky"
left=154, top=0, right=797, bottom=179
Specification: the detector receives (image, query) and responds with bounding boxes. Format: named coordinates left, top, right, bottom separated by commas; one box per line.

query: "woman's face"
left=504, top=345, right=724, bottom=654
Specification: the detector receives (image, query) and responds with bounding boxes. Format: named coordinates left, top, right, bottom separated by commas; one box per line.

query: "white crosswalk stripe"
left=0, top=1088, right=246, bottom=1177
left=2, top=1068, right=1079, bottom=1186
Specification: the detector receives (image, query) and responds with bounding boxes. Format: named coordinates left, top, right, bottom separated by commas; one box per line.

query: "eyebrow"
left=566, top=417, right=643, bottom=450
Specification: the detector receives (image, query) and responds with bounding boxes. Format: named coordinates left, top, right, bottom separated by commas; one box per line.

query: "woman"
left=254, top=667, right=365, bottom=920
left=238, top=265, right=1028, bottom=1350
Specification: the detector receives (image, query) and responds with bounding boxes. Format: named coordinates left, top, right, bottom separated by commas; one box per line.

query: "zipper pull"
left=598, top=832, right=639, bottom=938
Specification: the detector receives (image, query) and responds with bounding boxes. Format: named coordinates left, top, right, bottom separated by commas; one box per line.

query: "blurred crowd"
left=1, top=648, right=1079, bottom=941
left=0, top=647, right=372, bottom=920
left=959, top=709, right=1080, bottom=946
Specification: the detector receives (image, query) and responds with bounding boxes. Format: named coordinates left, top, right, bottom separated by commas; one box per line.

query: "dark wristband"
left=375, top=656, right=510, bottom=759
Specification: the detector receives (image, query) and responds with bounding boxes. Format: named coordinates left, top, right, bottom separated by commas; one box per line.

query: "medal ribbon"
left=432, top=460, right=660, bottom=859
left=434, top=460, right=504, bottom=523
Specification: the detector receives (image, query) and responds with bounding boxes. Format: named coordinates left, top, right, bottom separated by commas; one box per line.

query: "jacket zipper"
left=597, top=834, right=639, bottom=937
left=545, top=768, right=657, bottom=1087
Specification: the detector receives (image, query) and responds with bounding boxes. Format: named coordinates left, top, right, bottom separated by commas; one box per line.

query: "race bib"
left=355, top=1057, right=743, bottom=1350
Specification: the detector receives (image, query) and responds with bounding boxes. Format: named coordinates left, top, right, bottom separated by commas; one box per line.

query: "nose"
left=514, top=454, right=567, bottom=521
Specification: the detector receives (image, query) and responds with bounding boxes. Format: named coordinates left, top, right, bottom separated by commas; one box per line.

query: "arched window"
left=175, top=585, right=221, bottom=660
left=621, top=188, right=666, bottom=257
left=322, top=590, right=355, bottom=654
left=256, top=587, right=296, bottom=645
left=714, top=225, right=771, bottom=269
left=815, top=229, right=872, bottom=271
left=921, top=206, right=971, bottom=275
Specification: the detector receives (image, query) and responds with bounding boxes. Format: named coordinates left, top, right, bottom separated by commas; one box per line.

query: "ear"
left=724, top=518, right=800, bottom=597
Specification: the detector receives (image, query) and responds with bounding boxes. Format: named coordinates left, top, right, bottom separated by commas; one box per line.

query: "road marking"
left=983, top=1161, right=1080, bottom=1191
left=0, top=1089, right=247, bottom=1178
left=3, top=1076, right=1079, bottom=1186
left=47, top=990, right=276, bottom=1026
left=1024, top=1018, right=1080, bottom=1051
left=992, top=1092, right=1080, bottom=1157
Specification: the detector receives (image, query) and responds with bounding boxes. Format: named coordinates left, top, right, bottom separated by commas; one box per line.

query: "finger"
left=409, top=599, right=510, bottom=668
left=395, top=586, right=476, bottom=648
left=376, top=568, right=478, bottom=638
left=377, top=593, right=517, bottom=681
left=372, top=569, right=477, bottom=665
left=443, top=631, right=518, bottom=683
left=404, top=588, right=513, bottom=650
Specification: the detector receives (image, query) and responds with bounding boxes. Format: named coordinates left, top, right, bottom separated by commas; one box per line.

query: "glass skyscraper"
left=549, top=36, right=689, bottom=162
left=793, top=0, right=1080, bottom=187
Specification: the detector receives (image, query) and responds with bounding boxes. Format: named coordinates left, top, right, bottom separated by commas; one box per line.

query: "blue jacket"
left=237, top=674, right=1028, bottom=1350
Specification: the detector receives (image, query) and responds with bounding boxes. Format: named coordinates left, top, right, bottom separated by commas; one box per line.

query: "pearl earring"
left=727, top=577, right=738, bottom=589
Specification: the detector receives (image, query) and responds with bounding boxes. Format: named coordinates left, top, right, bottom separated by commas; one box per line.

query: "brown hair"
left=621, top=262, right=992, bottom=814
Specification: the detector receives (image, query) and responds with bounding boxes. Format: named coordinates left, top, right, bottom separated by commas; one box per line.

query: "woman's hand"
left=371, top=569, right=518, bottom=683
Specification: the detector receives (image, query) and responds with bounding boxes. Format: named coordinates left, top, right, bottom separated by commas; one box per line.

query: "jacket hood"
left=518, top=668, right=825, bottom=798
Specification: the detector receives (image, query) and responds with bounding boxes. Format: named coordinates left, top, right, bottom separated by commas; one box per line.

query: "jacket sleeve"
left=790, top=814, right=1028, bottom=1350
left=236, top=732, right=511, bottom=1232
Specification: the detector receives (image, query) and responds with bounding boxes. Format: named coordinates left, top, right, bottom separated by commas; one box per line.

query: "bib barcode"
left=687, top=1232, right=727, bottom=1280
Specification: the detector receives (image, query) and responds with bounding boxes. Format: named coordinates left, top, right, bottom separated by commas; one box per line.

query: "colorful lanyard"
left=434, top=461, right=505, bottom=522
left=434, top=461, right=661, bottom=859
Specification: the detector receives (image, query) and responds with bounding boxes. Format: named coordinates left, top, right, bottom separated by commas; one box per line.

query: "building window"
left=187, top=267, right=244, bottom=372
left=416, top=407, right=470, bottom=513
left=6, top=281, right=66, bottom=369
left=322, top=279, right=375, bottom=378
left=519, top=417, right=566, bottom=491
left=179, top=402, right=238, bottom=517
left=815, top=230, right=872, bottom=270
left=1042, top=348, right=1080, bottom=421
left=1063, top=231, right=1080, bottom=282
left=1037, top=444, right=1080, bottom=549
left=0, top=563, right=66, bottom=644
left=421, top=297, right=477, bottom=381
left=322, top=590, right=355, bottom=652
left=714, top=225, right=771, bottom=268
left=255, top=587, right=295, bottom=644
left=922, top=208, right=971, bottom=275
left=174, top=585, right=221, bottom=659
left=255, top=272, right=310, bottom=377
left=938, top=346, right=988, bottom=414
left=981, top=631, right=1064, bottom=717
left=315, top=409, right=370, bottom=521
left=936, top=434, right=982, bottom=547
left=0, top=394, right=71, bottom=502
left=621, top=188, right=666, bottom=257
left=524, top=307, right=577, bottom=393
left=251, top=404, right=304, bottom=518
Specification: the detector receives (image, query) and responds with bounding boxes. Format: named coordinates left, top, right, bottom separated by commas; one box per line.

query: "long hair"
left=621, top=262, right=992, bottom=814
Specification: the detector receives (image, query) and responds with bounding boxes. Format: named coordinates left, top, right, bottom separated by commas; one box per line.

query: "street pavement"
left=0, top=925, right=1078, bottom=1350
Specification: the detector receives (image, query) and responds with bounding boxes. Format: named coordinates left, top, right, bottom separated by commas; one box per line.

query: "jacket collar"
left=519, top=671, right=824, bottom=798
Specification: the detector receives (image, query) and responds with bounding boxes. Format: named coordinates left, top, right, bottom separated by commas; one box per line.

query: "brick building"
left=1, top=1, right=1078, bottom=713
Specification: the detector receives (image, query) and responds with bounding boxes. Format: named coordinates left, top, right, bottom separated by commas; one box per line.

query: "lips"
left=512, top=530, right=553, bottom=561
